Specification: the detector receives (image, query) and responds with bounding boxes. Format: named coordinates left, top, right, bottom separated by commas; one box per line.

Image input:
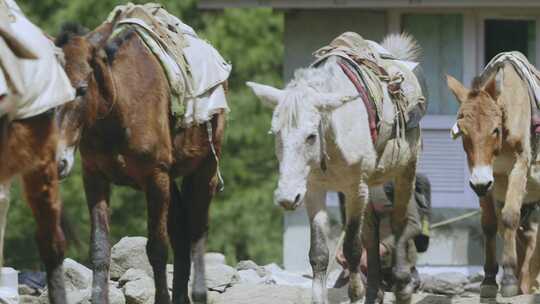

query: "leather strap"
left=337, top=59, right=378, bottom=144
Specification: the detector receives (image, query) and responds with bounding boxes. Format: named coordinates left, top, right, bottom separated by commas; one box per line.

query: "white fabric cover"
left=484, top=51, right=540, bottom=108
left=111, top=4, right=230, bottom=127
left=1, top=0, right=75, bottom=119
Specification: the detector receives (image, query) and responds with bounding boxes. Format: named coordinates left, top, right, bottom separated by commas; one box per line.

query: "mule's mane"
left=55, top=22, right=88, bottom=47
left=272, top=57, right=348, bottom=132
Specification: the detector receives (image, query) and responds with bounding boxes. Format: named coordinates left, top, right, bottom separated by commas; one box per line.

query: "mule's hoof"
left=479, top=283, right=499, bottom=299
left=500, top=284, right=519, bottom=298
left=393, top=266, right=411, bottom=283
left=192, top=290, right=207, bottom=304
left=394, top=283, right=413, bottom=304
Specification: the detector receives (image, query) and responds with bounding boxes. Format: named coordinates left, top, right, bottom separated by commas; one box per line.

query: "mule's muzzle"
left=469, top=180, right=493, bottom=197
left=58, top=159, right=69, bottom=180
left=276, top=193, right=304, bottom=211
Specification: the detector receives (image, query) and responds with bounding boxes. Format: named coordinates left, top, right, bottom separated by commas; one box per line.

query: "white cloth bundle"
left=1, top=0, right=75, bottom=119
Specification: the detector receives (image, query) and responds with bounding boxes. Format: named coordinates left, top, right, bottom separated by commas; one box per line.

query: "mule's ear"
left=246, top=81, right=284, bottom=108
left=87, top=10, right=121, bottom=49
left=450, top=122, right=462, bottom=140
left=483, top=71, right=502, bottom=102
left=314, top=93, right=352, bottom=110
left=446, top=75, right=468, bottom=104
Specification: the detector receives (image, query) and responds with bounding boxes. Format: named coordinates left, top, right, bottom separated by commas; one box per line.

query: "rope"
left=206, top=121, right=224, bottom=192
left=328, top=209, right=481, bottom=270
left=430, top=210, right=480, bottom=229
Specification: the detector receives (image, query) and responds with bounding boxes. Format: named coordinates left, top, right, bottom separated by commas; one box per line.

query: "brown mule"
left=448, top=64, right=540, bottom=298
left=55, top=18, right=225, bottom=304
left=0, top=113, right=67, bottom=303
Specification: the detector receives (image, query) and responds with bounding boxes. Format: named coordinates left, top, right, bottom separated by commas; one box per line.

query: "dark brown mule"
left=0, top=112, right=67, bottom=303
left=55, top=18, right=225, bottom=304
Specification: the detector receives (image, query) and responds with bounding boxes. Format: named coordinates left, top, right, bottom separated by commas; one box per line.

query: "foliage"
left=5, top=0, right=284, bottom=269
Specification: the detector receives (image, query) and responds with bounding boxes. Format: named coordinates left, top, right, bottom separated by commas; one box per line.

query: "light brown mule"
left=55, top=18, right=225, bottom=304
left=448, top=62, right=540, bottom=297
left=0, top=113, right=67, bottom=303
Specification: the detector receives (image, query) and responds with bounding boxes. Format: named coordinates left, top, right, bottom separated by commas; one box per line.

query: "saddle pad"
left=109, top=3, right=231, bottom=127
left=484, top=51, right=540, bottom=110
left=312, top=32, right=425, bottom=149
left=1, top=0, right=75, bottom=119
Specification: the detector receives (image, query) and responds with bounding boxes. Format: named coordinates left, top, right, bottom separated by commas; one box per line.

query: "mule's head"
left=447, top=74, right=503, bottom=196
left=54, top=18, right=118, bottom=178
left=247, top=81, right=346, bottom=210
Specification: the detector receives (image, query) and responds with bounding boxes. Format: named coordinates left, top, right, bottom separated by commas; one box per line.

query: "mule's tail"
left=381, top=33, right=422, bottom=62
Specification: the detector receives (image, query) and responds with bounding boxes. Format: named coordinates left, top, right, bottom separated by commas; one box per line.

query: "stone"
left=18, top=284, right=38, bottom=296
left=205, top=252, right=226, bottom=266
left=118, top=268, right=154, bottom=304
left=261, top=263, right=311, bottom=288
left=210, top=284, right=310, bottom=304
left=63, top=258, right=92, bottom=290
left=122, top=276, right=155, bottom=304
left=205, top=263, right=239, bottom=292
left=19, top=295, right=40, bottom=304
left=110, top=237, right=153, bottom=280
left=467, top=272, right=484, bottom=283
left=465, top=281, right=481, bottom=293
left=236, top=260, right=267, bottom=277
left=238, top=269, right=266, bottom=284
left=421, top=272, right=468, bottom=295
left=38, top=283, right=125, bottom=304
left=119, top=269, right=150, bottom=286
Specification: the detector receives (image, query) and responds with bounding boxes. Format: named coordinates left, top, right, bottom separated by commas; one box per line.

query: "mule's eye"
left=76, top=85, right=88, bottom=97
left=306, top=134, right=317, bottom=144
left=493, top=128, right=500, bottom=136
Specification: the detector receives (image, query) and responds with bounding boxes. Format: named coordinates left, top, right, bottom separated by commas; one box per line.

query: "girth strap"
left=337, top=59, right=378, bottom=144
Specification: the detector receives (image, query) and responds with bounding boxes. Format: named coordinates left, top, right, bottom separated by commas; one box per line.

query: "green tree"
left=5, top=1, right=284, bottom=269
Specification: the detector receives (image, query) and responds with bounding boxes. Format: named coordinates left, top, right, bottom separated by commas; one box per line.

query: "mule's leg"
left=82, top=168, right=111, bottom=303
left=181, top=157, right=220, bottom=304
left=518, top=209, right=540, bottom=294
left=22, top=162, right=66, bottom=304
left=363, top=205, right=382, bottom=304
left=0, top=182, right=10, bottom=267
left=500, top=156, right=529, bottom=297
left=343, top=182, right=369, bottom=304
left=479, top=194, right=499, bottom=298
left=169, top=180, right=191, bottom=304
left=392, top=165, right=417, bottom=304
left=191, top=235, right=207, bottom=304
left=305, top=188, right=329, bottom=304
left=145, top=169, right=172, bottom=304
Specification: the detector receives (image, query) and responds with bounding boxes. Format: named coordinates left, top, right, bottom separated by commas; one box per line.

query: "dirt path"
left=209, top=285, right=540, bottom=304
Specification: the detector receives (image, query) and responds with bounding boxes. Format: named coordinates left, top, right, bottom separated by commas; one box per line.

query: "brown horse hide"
left=56, top=17, right=226, bottom=304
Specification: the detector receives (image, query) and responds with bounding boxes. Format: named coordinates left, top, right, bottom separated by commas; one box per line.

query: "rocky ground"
left=13, top=236, right=540, bottom=304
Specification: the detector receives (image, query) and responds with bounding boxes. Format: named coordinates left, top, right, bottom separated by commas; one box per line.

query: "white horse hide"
left=331, top=99, right=376, bottom=167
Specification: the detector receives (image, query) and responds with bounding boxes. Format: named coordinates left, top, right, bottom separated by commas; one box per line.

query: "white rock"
left=421, top=272, right=468, bottom=295
left=238, top=269, right=266, bottom=285
left=63, top=258, right=92, bottom=290
left=205, top=264, right=239, bottom=292
left=38, top=283, right=125, bottom=304
left=236, top=260, right=266, bottom=277
left=122, top=276, right=155, bottom=304
left=205, top=252, right=226, bottom=266
left=19, top=295, right=40, bottom=304
left=210, top=284, right=310, bottom=304
left=119, top=269, right=150, bottom=286
left=110, top=237, right=153, bottom=280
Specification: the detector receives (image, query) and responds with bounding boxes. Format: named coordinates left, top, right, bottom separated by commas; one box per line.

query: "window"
left=484, top=19, right=536, bottom=65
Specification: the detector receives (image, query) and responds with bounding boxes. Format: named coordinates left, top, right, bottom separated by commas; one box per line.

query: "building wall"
left=284, top=10, right=387, bottom=80
left=282, top=7, right=540, bottom=272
